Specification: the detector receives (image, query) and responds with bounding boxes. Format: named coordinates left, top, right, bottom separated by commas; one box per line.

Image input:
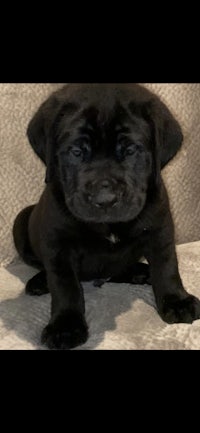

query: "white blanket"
left=1, top=242, right=200, bottom=350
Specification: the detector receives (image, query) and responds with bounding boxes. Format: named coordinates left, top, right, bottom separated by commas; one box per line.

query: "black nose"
left=94, top=190, right=117, bottom=209
left=100, top=180, right=110, bottom=188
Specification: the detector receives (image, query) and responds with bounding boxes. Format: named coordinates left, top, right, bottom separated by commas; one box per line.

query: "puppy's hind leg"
left=26, top=271, right=49, bottom=296
left=110, top=262, right=151, bottom=285
left=13, top=205, right=42, bottom=269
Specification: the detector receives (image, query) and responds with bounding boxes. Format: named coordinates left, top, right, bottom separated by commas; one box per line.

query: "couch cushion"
left=1, top=241, right=200, bottom=350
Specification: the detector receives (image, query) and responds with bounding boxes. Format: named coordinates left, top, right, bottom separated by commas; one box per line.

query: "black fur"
left=13, top=83, right=200, bottom=350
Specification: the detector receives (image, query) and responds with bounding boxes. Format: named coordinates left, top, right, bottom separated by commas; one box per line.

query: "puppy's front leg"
left=41, top=261, right=88, bottom=350
left=145, top=213, right=200, bottom=324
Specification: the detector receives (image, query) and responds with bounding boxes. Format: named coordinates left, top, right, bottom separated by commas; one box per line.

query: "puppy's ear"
left=146, top=96, right=183, bottom=169
left=129, top=92, right=183, bottom=170
left=27, top=94, right=62, bottom=183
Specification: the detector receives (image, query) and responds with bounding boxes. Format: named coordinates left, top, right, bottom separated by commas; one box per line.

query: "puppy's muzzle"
left=88, top=180, right=117, bottom=210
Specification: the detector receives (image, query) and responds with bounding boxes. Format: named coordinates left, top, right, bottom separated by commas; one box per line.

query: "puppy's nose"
left=94, top=190, right=117, bottom=209
left=100, top=180, right=110, bottom=188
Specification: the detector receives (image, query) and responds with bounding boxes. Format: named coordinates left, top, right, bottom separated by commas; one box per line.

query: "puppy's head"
left=27, top=84, right=183, bottom=223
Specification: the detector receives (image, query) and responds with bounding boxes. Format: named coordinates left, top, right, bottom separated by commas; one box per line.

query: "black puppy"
left=13, top=84, right=200, bottom=350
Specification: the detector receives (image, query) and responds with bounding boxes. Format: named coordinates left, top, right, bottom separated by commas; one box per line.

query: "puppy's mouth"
left=65, top=192, right=146, bottom=223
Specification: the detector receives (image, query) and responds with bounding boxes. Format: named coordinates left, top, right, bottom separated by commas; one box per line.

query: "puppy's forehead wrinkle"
left=56, top=91, right=152, bottom=151
left=56, top=84, right=156, bottom=117
left=57, top=110, right=88, bottom=142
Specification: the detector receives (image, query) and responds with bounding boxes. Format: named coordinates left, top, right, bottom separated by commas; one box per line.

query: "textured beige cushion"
left=0, top=241, right=200, bottom=350
left=0, top=83, right=200, bottom=267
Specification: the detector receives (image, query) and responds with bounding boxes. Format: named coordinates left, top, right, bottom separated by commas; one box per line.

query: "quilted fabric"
left=0, top=241, right=200, bottom=350
left=0, top=83, right=200, bottom=266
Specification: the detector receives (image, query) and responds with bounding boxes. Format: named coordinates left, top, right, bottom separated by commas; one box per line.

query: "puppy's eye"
left=71, top=147, right=83, bottom=157
left=70, top=139, right=92, bottom=161
left=116, top=140, right=136, bottom=160
left=125, top=145, right=135, bottom=156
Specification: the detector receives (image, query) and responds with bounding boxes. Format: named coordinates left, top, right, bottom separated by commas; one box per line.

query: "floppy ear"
left=129, top=93, right=183, bottom=190
left=146, top=96, right=183, bottom=169
left=27, top=94, right=63, bottom=183
left=129, top=92, right=183, bottom=170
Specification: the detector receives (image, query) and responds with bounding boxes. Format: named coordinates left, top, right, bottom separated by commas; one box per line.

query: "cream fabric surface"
left=0, top=241, right=200, bottom=350
left=0, top=83, right=200, bottom=266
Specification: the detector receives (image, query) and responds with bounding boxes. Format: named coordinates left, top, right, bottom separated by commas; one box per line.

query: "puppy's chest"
left=103, top=232, right=120, bottom=245
left=80, top=226, right=142, bottom=256
left=78, top=228, right=145, bottom=279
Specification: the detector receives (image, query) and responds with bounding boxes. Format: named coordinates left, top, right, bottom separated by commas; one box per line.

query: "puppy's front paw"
left=41, top=311, right=88, bottom=350
left=159, top=294, right=200, bottom=324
